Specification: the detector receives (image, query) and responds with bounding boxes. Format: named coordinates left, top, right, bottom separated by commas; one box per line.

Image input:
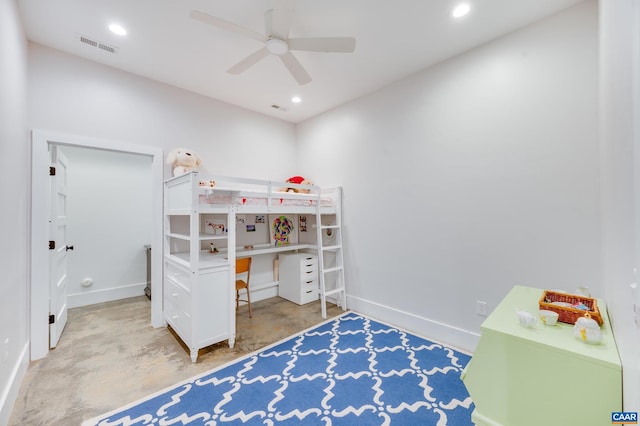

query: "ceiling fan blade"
left=227, top=47, right=270, bottom=74
left=288, top=37, right=356, bottom=53
left=279, top=51, right=312, bottom=85
left=269, top=0, right=295, bottom=39
left=190, top=10, right=267, bottom=43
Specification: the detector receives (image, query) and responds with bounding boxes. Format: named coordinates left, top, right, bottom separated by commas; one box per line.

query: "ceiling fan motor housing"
left=266, top=38, right=289, bottom=55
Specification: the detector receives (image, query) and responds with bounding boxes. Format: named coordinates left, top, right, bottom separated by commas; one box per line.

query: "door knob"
left=65, top=245, right=74, bottom=251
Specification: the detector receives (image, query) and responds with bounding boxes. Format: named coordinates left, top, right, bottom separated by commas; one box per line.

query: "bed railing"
left=165, top=172, right=339, bottom=212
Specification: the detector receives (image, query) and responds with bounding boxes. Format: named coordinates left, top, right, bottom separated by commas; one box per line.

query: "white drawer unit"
left=165, top=261, right=192, bottom=290
left=164, top=276, right=192, bottom=337
left=278, top=253, right=319, bottom=305
left=163, top=258, right=231, bottom=362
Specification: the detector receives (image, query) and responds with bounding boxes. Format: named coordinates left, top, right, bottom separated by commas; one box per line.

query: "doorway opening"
left=30, top=130, right=164, bottom=361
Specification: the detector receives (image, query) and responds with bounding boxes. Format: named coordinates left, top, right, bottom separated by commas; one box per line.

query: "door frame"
left=30, top=129, right=164, bottom=361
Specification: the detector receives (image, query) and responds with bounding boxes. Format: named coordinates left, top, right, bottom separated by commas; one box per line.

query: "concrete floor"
left=9, top=296, right=343, bottom=426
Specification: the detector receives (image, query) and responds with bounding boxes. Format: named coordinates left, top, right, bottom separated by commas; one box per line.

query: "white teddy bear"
left=166, top=148, right=201, bottom=177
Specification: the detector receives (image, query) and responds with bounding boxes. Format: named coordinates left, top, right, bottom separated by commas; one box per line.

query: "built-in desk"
left=462, top=285, right=621, bottom=426
left=188, top=243, right=318, bottom=297
left=234, top=243, right=316, bottom=258
left=169, top=244, right=315, bottom=268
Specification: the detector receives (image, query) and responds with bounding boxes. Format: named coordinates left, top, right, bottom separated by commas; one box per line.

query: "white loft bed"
left=164, top=171, right=342, bottom=265
left=163, top=171, right=346, bottom=362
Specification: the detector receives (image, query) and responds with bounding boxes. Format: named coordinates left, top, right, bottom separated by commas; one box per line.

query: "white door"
left=49, top=145, right=71, bottom=348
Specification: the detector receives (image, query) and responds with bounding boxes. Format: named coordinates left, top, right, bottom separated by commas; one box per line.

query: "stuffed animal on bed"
left=280, top=176, right=314, bottom=193
left=166, top=148, right=202, bottom=177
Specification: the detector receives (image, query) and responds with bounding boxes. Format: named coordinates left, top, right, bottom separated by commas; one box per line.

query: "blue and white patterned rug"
left=84, top=312, right=474, bottom=425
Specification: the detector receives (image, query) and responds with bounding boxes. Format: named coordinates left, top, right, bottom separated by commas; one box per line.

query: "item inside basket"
left=538, top=290, right=603, bottom=326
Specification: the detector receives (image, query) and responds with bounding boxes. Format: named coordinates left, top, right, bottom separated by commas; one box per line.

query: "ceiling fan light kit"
left=190, top=1, right=356, bottom=85
left=266, top=38, right=289, bottom=55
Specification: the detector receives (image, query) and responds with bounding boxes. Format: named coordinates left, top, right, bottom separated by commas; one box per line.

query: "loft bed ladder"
left=316, top=187, right=346, bottom=318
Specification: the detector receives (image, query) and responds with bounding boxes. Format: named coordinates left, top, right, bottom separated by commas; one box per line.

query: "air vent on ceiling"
left=271, top=104, right=288, bottom=112
left=77, top=34, right=118, bottom=54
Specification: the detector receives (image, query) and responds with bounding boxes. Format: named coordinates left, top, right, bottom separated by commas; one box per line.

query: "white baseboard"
left=0, top=343, right=29, bottom=426
left=346, top=295, right=480, bottom=354
left=68, top=283, right=146, bottom=308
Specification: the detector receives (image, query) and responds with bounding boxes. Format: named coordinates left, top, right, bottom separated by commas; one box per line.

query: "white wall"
left=297, top=1, right=599, bottom=351
left=0, top=0, right=30, bottom=423
left=62, top=146, right=153, bottom=307
left=28, top=43, right=297, bottom=180
left=600, top=0, right=640, bottom=410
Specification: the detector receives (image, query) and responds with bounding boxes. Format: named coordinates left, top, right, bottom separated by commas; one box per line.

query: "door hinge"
left=49, top=166, right=56, bottom=176
left=49, top=240, right=55, bottom=250
left=49, top=314, right=55, bottom=324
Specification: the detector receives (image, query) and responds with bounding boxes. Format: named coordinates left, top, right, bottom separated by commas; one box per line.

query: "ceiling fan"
left=190, top=1, right=356, bottom=85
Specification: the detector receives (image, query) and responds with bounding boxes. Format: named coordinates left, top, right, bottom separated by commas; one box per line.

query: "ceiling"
left=18, top=0, right=585, bottom=123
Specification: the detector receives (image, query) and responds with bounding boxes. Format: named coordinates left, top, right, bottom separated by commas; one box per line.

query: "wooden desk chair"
left=235, top=257, right=252, bottom=317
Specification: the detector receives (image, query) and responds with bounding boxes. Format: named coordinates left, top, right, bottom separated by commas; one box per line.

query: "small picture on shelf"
left=246, top=225, right=256, bottom=232
left=299, top=215, right=307, bottom=232
left=255, top=215, right=265, bottom=224
left=204, top=220, right=225, bottom=236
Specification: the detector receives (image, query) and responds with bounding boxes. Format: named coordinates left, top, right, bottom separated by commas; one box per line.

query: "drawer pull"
left=305, top=290, right=313, bottom=294
left=305, top=280, right=314, bottom=284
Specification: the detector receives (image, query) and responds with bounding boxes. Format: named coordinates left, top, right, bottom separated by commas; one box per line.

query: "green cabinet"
left=462, top=285, right=621, bottom=426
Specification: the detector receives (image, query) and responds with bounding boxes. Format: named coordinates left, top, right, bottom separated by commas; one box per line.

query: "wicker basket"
left=538, top=290, right=603, bottom=326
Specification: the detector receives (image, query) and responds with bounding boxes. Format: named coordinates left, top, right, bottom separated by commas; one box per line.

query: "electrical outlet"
left=476, top=301, right=488, bottom=317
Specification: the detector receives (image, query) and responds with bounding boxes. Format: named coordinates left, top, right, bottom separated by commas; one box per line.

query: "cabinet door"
left=196, top=268, right=230, bottom=346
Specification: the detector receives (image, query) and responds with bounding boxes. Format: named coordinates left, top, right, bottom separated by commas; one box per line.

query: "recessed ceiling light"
left=291, top=96, right=302, bottom=103
left=108, top=23, right=127, bottom=36
left=451, top=4, right=471, bottom=18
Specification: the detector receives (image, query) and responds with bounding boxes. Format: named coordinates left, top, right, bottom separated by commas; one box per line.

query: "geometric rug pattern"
left=84, top=312, right=474, bottom=425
